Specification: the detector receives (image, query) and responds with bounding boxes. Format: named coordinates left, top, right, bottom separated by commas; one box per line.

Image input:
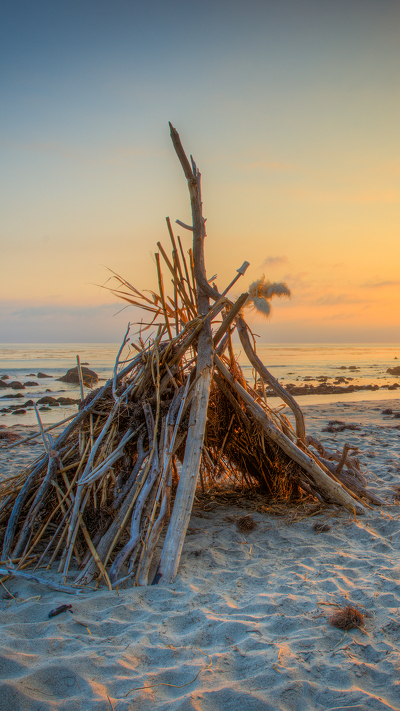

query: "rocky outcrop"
left=58, top=367, right=99, bottom=387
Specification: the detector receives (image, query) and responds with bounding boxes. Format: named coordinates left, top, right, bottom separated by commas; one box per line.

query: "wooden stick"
left=155, top=252, right=173, bottom=340
left=76, top=355, right=85, bottom=402
left=1, top=414, right=78, bottom=450
left=213, top=293, right=249, bottom=347
left=155, top=126, right=215, bottom=584
left=336, top=444, right=350, bottom=477
left=79, top=518, right=112, bottom=591
left=108, top=386, right=162, bottom=584
left=177, top=234, right=196, bottom=306
left=236, top=316, right=306, bottom=445
left=137, top=378, right=190, bottom=585
left=34, top=405, right=50, bottom=453
left=166, top=217, right=184, bottom=283
left=155, top=365, right=213, bottom=584
left=12, top=451, right=61, bottom=559
left=169, top=123, right=219, bottom=302
left=0, top=568, right=83, bottom=594
left=112, top=324, right=130, bottom=400
left=157, top=241, right=197, bottom=318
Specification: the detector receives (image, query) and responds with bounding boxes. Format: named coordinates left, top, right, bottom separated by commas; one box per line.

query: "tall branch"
left=156, top=125, right=216, bottom=584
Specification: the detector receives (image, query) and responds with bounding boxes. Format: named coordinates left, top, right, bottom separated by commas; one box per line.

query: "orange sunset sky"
left=1, top=0, right=400, bottom=343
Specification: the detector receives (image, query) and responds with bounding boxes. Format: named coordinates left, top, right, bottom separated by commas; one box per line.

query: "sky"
left=1, top=0, right=400, bottom=343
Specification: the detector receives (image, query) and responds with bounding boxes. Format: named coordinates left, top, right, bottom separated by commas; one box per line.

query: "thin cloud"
left=315, top=294, right=365, bottom=306
left=323, top=311, right=357, bottom=321
left=11, top=303, right=136, bottom=319
left=243, top=160, right=295, bottom=172
left=361, top=280, right=400, bottom=289
left=261, top=256, right=289, bottom=268
left=281, top=272, right=311, bottom=290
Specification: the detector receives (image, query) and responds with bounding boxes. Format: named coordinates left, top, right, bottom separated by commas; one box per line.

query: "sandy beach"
left=0, top=398, right=399, bottom=710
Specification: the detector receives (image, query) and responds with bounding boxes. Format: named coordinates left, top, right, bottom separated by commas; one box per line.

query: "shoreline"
left=0, top=397, right=400, bottom=709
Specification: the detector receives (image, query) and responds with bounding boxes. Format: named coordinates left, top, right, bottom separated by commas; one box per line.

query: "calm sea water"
left=0, top=343, right=399, bottom=427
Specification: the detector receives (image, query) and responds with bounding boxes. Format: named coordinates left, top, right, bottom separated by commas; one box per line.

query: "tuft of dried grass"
left=329, top=606, right=365, bottom=630
left=313, top=522, right=331, bottom=533
left=236, top=515, right=256, bottom=532
left=392, top=486, right=400, bottom=503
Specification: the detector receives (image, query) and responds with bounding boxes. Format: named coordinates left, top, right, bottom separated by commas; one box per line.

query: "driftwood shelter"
left=0, top=125, right=380, bottom=593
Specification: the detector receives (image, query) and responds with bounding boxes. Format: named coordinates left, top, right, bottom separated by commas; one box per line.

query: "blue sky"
left=1, top=0, right=400, bottom=342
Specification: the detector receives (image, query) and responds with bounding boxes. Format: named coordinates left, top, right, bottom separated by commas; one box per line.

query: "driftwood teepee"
left=0, top=125, right=380, bottom=593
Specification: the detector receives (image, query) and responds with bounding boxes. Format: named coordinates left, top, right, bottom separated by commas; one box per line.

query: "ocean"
left=0, top=343, right=399, bottom=428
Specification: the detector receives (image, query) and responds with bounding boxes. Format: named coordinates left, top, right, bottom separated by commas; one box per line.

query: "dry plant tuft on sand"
left=329, top=606, right=365, bottom=630
left=236, top=515, right=256, bottom=532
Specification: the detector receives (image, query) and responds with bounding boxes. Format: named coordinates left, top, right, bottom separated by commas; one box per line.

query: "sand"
left=1, top=399, right=400, bottom=711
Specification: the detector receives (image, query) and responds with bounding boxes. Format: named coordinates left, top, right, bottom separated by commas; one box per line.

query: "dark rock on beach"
left=22, top=400, right=34, bottom=407
left=37, top=372, right=52, bottom=378
left=387, top=366, right=400, bottom=376
left=0, top=375, right=9, bottom=380
left=58, top=366, right=99, bottom=387
left=37, top=396, right=60, bottom=406
left=13, top=409, right=26, bottom=415
left=0, top=381, right=7, bottom=389
left=10, top=382, right=25, bottom=390
left=322, top=420, right=362, bottom=433
left=57, top=397, right=80, bottom=405
left=24, top=381, right=39, bottom=387
left=0, top=393, right=24, bottom=399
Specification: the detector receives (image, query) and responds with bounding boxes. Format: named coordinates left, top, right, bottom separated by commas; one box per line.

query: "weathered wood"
left=0, top=567, right=82, bottom=594
left=214, top=355, right=365, bottom=514
left=169, top=123, right=220, bottom=303
left=13, top=452, right=61, bottom=558
left=236, top=316, right=306, bottom=445
left=213, top=292, right=249, bottom=348
left=153, top=127, right=216, bottom=585
left=108, top=403, right=161, bottom=584
left=2, top=353, right=142, bottom=560
left=136, top=380, right=189, bottom=586
left=155, top=364, right=213, bottom=584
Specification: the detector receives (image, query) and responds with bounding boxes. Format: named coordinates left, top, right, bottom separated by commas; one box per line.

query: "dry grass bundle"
left=236, top=515, right=256, bottom=533
left=329, top=606, right=365, bottom=630
left=0, top=124, right=378, bottom=591
left=313, top=522, right=331, bottom=533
